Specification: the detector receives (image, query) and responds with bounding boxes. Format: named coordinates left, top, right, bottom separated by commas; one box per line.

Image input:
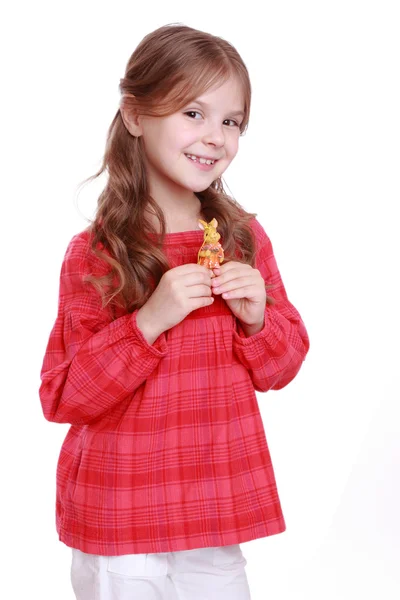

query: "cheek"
left=145, top=128, right=175, bottom=160
left=178, top=126, right=199, bottom=148
left=226, top=135, right=240, bottom=158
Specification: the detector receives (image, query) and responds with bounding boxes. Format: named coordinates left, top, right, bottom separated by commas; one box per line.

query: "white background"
left=1, top=1, right=399, bottom=598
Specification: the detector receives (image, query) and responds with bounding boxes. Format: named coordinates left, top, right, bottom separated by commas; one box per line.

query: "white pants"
left=71, top=544, right=252, bottom=600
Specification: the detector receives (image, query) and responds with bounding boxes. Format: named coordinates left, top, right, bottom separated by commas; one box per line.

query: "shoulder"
left=247, top=216, right=271, bottom=249
left=61, top=227, right=109, bottom=276
left=246, top=217, right=277, bottom=271
left=63, top=228, right=91, bottom=261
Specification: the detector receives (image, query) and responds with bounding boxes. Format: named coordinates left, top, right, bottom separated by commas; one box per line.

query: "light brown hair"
left=79, top=23, right=262, bottom=315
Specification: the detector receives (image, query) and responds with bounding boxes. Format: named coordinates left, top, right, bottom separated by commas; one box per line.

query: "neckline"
left=148, top=229, right=204, bottom=245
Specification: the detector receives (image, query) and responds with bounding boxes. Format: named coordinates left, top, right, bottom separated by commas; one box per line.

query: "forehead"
left=193, top=76, right=245, bottom=110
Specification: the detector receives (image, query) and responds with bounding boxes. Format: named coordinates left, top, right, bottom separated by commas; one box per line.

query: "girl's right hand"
left=136, top=264, right=214, bottom=340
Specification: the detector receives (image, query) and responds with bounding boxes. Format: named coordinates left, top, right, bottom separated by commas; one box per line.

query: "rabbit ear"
left=198, top=220, right=207, bottom=230
left=210, top=218, right=218, bottom=228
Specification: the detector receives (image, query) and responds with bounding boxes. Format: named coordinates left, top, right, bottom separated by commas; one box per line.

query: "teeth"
left=186, top=154, right=215, bottom=165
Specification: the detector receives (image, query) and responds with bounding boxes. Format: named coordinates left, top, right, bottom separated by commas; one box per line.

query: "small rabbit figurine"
left=197, top=218, right=224, bottom=278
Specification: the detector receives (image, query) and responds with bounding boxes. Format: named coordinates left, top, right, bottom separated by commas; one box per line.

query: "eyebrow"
left=191, top=100, right=245, bottom=118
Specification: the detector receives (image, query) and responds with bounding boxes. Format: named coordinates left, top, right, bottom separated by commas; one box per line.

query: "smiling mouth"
left=185, top=154, right=217, bottom=165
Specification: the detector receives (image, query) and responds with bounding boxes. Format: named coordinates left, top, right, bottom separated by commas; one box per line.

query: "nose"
left=202, top=120, right=225, bottom=148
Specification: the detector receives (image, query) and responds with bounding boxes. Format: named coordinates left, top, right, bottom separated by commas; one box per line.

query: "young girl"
left=39, top=23, right=309, bottom=600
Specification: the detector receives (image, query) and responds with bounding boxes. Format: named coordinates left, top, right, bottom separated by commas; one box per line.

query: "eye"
left=184, top=111, right=202, bottom=119
left=184, top=111, right=241, bottom=127
left=223, top=119, right=240, bottom=127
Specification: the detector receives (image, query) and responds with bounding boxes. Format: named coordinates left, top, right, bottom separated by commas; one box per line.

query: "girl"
left=39, top=23, right=309, bottom=600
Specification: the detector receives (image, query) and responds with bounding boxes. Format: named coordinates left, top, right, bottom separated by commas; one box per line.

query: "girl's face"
left=136, top=76, right=245, bottom=200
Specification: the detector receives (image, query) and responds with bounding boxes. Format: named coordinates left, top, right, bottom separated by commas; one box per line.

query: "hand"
left=137, top=264, right=213, bottom=337
left=211, top=261, right=267, bottom=327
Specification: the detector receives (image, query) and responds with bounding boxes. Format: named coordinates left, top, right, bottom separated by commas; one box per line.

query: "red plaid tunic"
left=39, top=218, right=309, bottom=555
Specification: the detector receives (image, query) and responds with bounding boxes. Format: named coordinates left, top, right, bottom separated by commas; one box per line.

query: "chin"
left=186, top=178, right=220, bottom=193
left=192, top=184, right=213, bottom=192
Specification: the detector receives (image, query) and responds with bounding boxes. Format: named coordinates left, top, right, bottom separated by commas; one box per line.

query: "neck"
left=145, top=195, right=204, bottom=234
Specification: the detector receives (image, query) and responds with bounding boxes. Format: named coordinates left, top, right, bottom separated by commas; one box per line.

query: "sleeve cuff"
left=233, top=308, right=276, bottom=347
left=129, top=310, right=168, bottom=357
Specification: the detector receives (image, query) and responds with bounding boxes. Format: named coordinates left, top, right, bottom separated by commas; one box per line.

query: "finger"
left=213, top=263, right=251, bottom=280
left=188, top=284, right=213, bottom=298
left=212, top=261, right=238, bottom=275
left=212, top=274, right=255, bottom=293
left=220, top=285, right=265, bottom=300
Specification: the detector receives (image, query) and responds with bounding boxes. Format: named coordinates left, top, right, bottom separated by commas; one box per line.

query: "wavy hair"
left=79, top=23, right=265, bottom=316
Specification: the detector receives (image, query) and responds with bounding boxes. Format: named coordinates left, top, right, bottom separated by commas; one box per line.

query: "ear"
left=120, top=94, right=144, bottom=137
left=198, top=220, right=207, bottom=230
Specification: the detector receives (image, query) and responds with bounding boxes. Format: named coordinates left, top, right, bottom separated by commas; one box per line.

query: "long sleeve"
left=39, top=232, right=168, bottom=425
left=232, top=220, right=309, bottom=393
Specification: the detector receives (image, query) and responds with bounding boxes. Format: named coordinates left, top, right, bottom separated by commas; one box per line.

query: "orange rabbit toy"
left=197, top=218, right=224, bottom=278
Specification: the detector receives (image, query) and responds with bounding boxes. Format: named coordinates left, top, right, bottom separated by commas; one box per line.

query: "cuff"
left=233, top=308, right=276, bottom=347
left=129, top=310, right=168, bottom=357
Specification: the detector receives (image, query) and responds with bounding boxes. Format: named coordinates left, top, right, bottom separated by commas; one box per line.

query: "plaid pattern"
left=39, top=218, right=309, bottom=555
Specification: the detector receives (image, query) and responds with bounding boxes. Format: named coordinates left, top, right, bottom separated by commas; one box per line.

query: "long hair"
left=79, top=23, right=263, bottom=315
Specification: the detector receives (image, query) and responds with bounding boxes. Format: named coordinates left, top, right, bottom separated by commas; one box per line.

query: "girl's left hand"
left=211, top=261, right=267, bottom=327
